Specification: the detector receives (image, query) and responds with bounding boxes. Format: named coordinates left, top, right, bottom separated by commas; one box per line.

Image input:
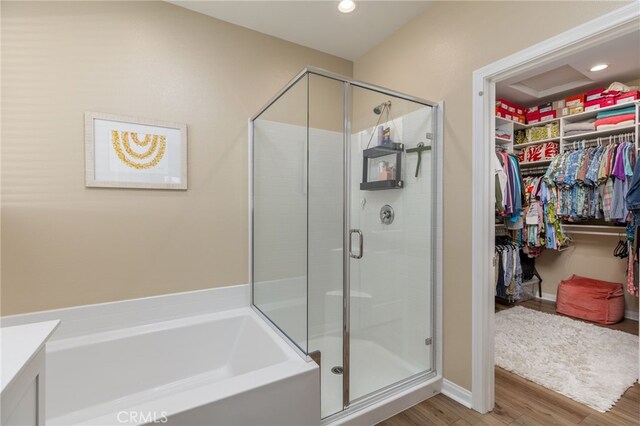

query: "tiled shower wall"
left=254, top=106, right=434, bottom=371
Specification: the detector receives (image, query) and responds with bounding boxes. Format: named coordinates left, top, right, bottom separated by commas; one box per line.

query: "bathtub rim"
left=45, top=307, right=318, bottom=425
left=46, top=306, right=281, bottom=353
left=0, top=284, right=249, bottom=342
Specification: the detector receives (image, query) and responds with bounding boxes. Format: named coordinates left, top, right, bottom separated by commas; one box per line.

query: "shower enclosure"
left=249, top=67, right=442, bottom=421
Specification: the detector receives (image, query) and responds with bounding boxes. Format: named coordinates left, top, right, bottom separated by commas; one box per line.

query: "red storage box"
left=496, top=106, right=513, bottom=121
left=585, top=88, right=605, bottom=102
left=526, top=111, right=540, bottom=123
left=556, top=275, right=625, bottom=324
left=540, top=110, right=556, bottom=122
left=616, top=90, right=639, bottom=105
left=497, top=99, right=525, bottom=115
left=528, top=110, right=556, bottom=124
left=584, top=98, right=604, bottom=112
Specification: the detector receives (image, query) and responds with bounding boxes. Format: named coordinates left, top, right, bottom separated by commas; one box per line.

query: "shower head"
left=373, top=101, right=391, bottom=115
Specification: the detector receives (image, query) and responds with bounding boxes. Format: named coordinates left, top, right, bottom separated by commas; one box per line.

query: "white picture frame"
left=85, top=112, right=188, bottom=190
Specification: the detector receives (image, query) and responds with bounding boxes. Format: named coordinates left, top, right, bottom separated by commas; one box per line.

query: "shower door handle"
left=349, top=229, right=363, bottom=259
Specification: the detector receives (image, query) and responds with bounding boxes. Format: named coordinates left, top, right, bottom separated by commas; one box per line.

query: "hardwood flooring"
left=379, top=299, right=640, bottom=426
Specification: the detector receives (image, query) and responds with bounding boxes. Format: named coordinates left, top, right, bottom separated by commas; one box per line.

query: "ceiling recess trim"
left=508, top=64, right=596, bottom=100
left=509, top=79, right=594, bottom=99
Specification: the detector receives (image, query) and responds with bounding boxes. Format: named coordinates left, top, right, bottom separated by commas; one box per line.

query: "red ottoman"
left=556, top=274, right=625, bottom=324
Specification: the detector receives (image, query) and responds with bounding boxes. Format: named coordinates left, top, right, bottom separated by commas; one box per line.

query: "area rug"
left=495, top=306, right=638, bottom=412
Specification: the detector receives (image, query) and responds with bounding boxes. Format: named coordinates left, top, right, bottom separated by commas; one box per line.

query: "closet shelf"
left=520, top=160, right=552, bottom=167
left=562, top=124, right=636, bottom=142
left=495, top=136, right=512, bottom=143
left=496, top=117, right=523, bottom=127
left=520, top=118, right=560, bottom=129
left=562, top=101, right=640, bottom=123
left=513, top=137, right=560, bottom=149
left=498, top=117, right=560, bottom=130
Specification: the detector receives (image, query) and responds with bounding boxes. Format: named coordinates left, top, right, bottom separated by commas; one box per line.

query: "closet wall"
left=537, top=235, right=639, bottom=315
left=353, top=0, right=631, bottom=391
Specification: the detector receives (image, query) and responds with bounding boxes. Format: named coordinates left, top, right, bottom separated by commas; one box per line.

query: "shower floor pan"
left=308, top=335, right=426, bottom=418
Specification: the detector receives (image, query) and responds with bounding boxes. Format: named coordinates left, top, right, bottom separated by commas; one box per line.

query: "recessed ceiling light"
left=338, top=0, right=356, bottom=13
left=590, top=64, right=609, bottom=72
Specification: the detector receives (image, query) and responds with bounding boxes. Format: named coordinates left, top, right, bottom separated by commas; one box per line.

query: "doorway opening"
left=472, top=2, right=639, bottom=418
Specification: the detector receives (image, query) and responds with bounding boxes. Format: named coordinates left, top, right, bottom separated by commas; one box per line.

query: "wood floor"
left=379, top=299, right=640, bottom=426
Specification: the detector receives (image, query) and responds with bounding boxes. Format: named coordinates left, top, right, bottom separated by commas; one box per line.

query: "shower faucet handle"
left=380, top=205, right=394, bottom=225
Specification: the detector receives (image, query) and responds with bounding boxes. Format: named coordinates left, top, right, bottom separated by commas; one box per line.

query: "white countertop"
left=1, top=320, right=60, bottom=393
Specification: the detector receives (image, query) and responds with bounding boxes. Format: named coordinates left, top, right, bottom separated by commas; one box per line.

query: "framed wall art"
left=85, top=112, right=187, bottom=190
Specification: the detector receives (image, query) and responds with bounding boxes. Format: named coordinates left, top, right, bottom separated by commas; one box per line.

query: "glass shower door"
left=251, top=69, right=438, bottom=421
left=348, top=85, right=435, bottom=402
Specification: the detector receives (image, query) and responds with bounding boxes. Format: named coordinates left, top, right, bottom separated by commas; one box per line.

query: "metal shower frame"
left=248, top=66, right=444, bottom=423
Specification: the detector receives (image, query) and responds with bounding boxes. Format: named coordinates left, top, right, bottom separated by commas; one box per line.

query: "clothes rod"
left=565, top=230, right=623, bottom=236
left=566, top=133, right=635, bottom=147
left=522, top=168, right=548, bottom=174
left=563, top=224, right=625, bottom=230
left=563, top=224, right=625, bottom=237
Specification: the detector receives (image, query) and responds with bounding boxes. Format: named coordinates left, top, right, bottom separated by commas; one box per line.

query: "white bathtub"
left=45, top=307, right=319, bottom=426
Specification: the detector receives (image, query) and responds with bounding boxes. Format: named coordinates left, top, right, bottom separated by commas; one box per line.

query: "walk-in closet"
left=491, top=26, right=639, bottom=422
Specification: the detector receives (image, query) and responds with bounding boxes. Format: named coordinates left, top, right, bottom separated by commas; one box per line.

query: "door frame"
left=471, top=3, right=640, bottom=413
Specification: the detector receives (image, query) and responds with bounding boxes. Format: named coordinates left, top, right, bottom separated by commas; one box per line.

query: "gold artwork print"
left=111, top=131, right=167, bottom=169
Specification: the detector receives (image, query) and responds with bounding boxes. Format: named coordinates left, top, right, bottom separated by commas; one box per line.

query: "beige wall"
left=537, top=235, right=639, bottom=313
left=0, top=1, right=352, bottom=315
left=353, top=1, right=630, bottom=391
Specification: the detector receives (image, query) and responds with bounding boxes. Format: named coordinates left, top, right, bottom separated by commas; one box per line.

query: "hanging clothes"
left=625, top=156, right=640, bottom=298
left=519, top=169, right=571, bottom=256
left=495, top=152, right=507, bottom=215
left=495, top=237, right=523, bottom=302
left=544, top=140, right=635, bottom=224
left=495, top=151, right=525, bottom=226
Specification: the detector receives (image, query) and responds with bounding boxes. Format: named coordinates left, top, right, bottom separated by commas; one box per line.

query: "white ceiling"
left=168, top=1, right=431, bottom=60
left=497, top=29, right=640, bottom=106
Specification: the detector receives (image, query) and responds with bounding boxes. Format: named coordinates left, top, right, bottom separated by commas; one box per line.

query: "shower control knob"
left=380, top=205, right=394, bottom=225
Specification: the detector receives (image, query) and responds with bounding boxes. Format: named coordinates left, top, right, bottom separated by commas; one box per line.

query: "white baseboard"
left=536, top=291, right=638, bottom=321
left=538, top=292, right=556, bottom=302
left=0, top=284, right=250, bottom=341
left=441, top=379, right=472, bottom=409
